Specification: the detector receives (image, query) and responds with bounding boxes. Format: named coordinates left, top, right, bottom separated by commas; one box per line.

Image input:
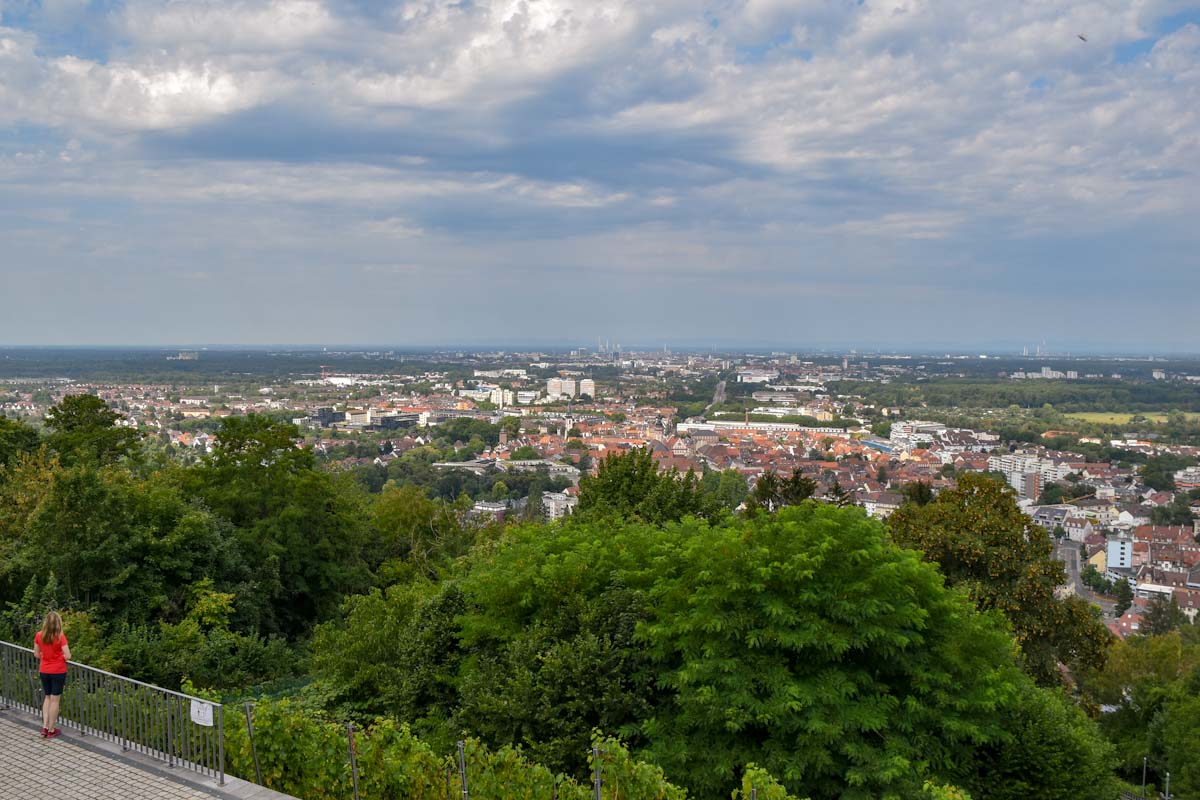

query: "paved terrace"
left=0, top=711, right=295, bottom=800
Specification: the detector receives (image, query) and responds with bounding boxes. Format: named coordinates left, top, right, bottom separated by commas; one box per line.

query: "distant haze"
left=1, top=2, right=1197, bottom=349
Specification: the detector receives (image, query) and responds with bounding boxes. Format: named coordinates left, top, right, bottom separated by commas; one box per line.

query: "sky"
left=0, top=0, right=1198, bottom=351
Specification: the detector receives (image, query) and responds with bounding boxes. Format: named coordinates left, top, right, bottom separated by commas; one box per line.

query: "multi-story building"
left=344, top=409, right=371, bottom=425
left=987, top=453, right=1073, bottom=493
left=1107, top=538, right=1134, bottom=582
left=579, top=379, right=596, bottom=398
left=1174, top=466, right=1200, bottom=490
left=542, top=492, right=578, bottom=520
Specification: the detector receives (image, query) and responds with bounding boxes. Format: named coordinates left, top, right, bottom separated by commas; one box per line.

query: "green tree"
left=577, top=448, right=706, bottom=525
left=9, top=466, right=239, bottom=622
left=1150, top=494, right=1195, bottom=526
left=183, top=415, right=373, bottom=636
left=1141, top=454, right=1197, bottom=491
left=1113, top=580, right=1134, bottom=617
left=823, top=479, right=853, bottom=507
left=1038, top=483, right=1065, bottom=505
left=44, top=394, right=143, bottom=466
left=747, top=469, right=817, bottom=512
left=1141, top=595, right=1189, bottom=636
left=964, top=687, right=1117, bottom=800
left=888, top=473, right=1111, bottom=685
left=634, top=506, right=1027, bottom=799
left=699, top=468, right=749, bottom=513
left=0, top=417, right=40, bottom=469
left=509, top=445, right=540, bottom=460
left=900, top=480, right=934, bottom=506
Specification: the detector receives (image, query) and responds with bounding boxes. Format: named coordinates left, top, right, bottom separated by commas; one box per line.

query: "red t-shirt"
left=35, top=631, right=69, bottom=674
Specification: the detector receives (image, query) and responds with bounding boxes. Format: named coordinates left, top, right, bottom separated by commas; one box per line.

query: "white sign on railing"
left=190, top=699, right=214, bottom=727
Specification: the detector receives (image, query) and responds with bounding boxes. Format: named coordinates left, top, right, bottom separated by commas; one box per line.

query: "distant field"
left=1064, top=411, right=1200, bottom=424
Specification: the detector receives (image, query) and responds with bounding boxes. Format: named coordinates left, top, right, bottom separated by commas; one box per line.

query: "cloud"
left=0, top=1, right=1196, bottom=347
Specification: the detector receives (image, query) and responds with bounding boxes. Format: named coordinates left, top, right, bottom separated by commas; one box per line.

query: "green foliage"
left=578, top=448, right=709, bottom=525
left=312, top=580, right=465, bottom=742
left=1141, top=454, right=1197, bottom=491
left=1150, top=493, right=1195, bottom=525
left=1113, top=581, right=1134, bottom=617
left=0, top=417, right=40, bottom=468
left=888, top=474, right=1112, bottom=686
left=2, top=464, right=239, bottom=622
left=1086, top=630, right=1200, bottom=794
left=1140, top=595, right=1190, bottom=636
left=699, top=468, right=749, bottom=512
left=900, top=480, right=934, bottom=506
left=591, top=735, right=688, bottom=800
left=184, top=414, right=374, bottom=636
left=732, top=765, right=808, bottom=800
left=44, top=393, right=143, bottom=466
left=635, top=506, right=1023, bottom=800
left=1081, top=564, right=1115, bottom=595
left=745, top=469, right=817, bottom=512
left=223, top=698, right=699, bottom=800
left=964, top=687, right=1117, bottom=800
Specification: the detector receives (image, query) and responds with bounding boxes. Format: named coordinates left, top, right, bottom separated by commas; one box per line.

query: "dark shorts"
left=40, top=672, right=66, bottom=696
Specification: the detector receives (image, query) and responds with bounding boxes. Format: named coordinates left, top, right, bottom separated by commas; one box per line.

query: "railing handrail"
left=0, top=639, right=214, bottom=704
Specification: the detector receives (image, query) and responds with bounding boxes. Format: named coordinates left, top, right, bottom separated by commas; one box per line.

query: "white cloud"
left=120, top=0, right=337, bottom=51
left=0, top=0, right=1197, bottom=348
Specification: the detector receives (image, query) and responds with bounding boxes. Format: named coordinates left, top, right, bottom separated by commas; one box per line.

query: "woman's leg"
left=47, top=694, right=61, bottom=732
left=42, top=694, right=51, bottom=730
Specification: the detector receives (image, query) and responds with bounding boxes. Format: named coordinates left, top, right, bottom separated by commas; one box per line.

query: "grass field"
left=1064, top=412, right=1200, bottom=424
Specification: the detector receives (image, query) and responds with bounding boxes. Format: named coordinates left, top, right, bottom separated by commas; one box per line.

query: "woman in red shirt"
left=33, top=611, right=70, bottom=739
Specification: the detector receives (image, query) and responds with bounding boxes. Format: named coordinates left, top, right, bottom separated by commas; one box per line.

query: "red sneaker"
left=46, top=729, right=61, bottom=739
left=40, top=728, right=48, bottom=737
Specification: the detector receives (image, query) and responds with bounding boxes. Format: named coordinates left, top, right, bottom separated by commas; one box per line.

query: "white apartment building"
left=542, top=492, right=578, bottom=520
left=579, top=379, right=596, bottom=398
left=987, top=453, right=1073, bottom=494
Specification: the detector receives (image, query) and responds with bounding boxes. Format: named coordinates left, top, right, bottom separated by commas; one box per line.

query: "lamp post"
left=1142, top=756, right=1148, bottom=799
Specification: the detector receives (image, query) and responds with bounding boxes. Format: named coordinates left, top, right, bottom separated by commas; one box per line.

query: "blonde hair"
left=40, top=611, right=63, bottom=646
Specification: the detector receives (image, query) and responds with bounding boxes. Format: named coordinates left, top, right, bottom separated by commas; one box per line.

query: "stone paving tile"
left=0, top=714, right=220, bottom=799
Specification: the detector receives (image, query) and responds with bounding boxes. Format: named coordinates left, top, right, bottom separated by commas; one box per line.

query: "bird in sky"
left=1078, top=34, right=1088, bottom=42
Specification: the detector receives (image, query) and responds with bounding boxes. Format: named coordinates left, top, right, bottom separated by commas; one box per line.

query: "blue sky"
left=1, top=0, right=1198, bottom=351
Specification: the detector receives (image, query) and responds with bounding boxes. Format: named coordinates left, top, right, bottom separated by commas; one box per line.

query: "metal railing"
left=0, top=640, right=224, bottom=785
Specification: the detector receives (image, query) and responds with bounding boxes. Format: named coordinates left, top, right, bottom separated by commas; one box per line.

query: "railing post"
left=592, top=746, right=603, bottom=800
left=244, top=702, right=263, bottom=786
left=167, top=696, right=176, bottom=767
left=347, top=723, right=361, bottom=800
left=457, top=740, right=469, bottom=800
left=217, top=703, right=226, bottom=786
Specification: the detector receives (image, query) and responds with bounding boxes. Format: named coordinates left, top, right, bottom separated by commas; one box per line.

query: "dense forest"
left=1, top=398, right=1198, bottom=798
left=831, top=377, right=1200, bottom=414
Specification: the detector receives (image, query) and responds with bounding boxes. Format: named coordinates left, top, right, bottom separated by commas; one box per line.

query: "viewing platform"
left=1, top=641, right=295, bottom=800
